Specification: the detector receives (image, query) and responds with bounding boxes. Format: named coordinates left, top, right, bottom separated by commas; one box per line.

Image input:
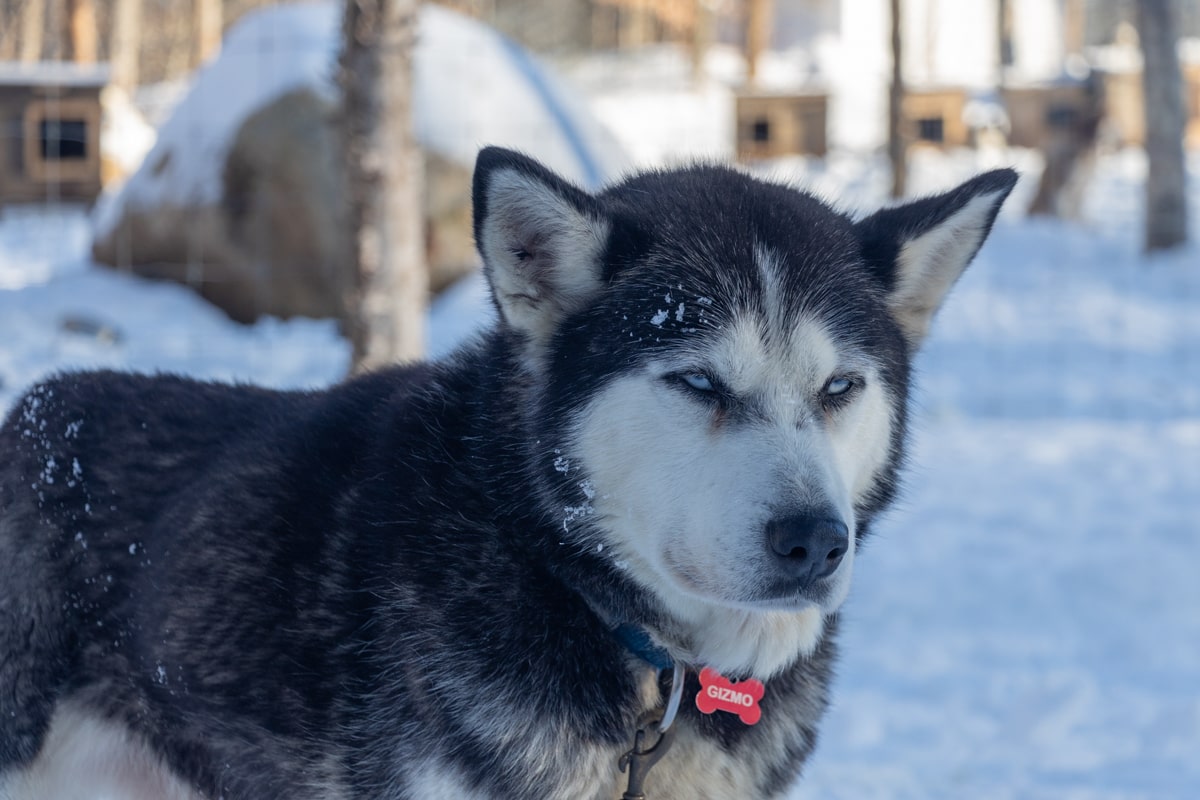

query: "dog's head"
left=473, top=147, right=1015, bottom=676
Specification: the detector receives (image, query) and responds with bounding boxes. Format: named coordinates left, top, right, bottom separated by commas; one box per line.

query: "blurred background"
left=0, top=1, right=1197, bottom=797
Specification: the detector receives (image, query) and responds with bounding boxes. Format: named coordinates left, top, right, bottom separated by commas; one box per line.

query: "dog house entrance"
left=22, top=97, right=101, bottom=183
left=38, top=118, right=89, bottom=160
left=917, top=117, right=945, bottom=143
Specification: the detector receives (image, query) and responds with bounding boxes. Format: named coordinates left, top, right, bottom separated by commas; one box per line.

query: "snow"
left=95, top=3, right=337, bottom=234
left=99, top=87, right=158, bottom=179
left=796, top=212, right=1200, bottom=798
left=2, top=28, right=1200, bottom=800
left=0, top=212, right=349, bottom=406
left=0, top=60, right=109, bottom=87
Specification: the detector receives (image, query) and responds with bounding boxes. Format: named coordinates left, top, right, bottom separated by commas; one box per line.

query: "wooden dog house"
left=902, top=88, right=969, bottom=148
left=1001, top=82, right=1096, bottom=150
left=0, top=62, right=107, bottom=205
left=735, top=92, right=828, bottom=161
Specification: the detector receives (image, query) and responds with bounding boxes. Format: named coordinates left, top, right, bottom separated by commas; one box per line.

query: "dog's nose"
left=766, top=515, right=849, bottom=582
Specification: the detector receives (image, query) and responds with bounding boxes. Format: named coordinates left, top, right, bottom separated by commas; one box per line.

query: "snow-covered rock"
left=92, top=2, right=628, bottom=323
left=99, top=87, right=156, bottom=185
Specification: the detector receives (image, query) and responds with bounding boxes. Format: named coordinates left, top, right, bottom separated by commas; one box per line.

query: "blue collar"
left=614, top=623, right=674, bottom=672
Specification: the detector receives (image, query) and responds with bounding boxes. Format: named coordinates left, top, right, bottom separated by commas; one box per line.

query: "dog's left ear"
left=855, top=168, right=1017, bottom=348
left=472, top=147, right=610, bottom=351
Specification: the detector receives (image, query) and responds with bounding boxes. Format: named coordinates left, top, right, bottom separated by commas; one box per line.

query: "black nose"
left=766, top=515, right=849, bottom=582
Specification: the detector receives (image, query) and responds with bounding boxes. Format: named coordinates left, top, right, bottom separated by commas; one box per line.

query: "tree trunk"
left=996, top=0, right=1013, bottom=77
left=192, top=0, right=222, bottom=68
left=110, top=0, right=142, bottom=90
left=19, top=0, right=44, bottom=62
left=1136, top=0, right=1188, bottom=252
left=339, top=0, right=427, bottom=372
left=65, top=0, right=97, bottom=63
left=888, top=0, right=906, bottom=198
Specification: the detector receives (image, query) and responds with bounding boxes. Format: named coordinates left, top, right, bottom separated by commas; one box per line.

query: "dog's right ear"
left=855, top=168, right=1017, bottom=349
left=472, top=147, right=610, bottom=350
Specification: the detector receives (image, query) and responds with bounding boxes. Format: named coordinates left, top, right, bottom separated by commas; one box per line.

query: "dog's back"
left=0, top=368, right=430, bottom=794
left=1, top=362, right=652, bottom=799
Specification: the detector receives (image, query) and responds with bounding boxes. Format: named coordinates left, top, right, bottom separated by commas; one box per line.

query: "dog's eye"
left=668, top=371, right=727, bottom=404
left=667, top=370, right=732, bottom=406
left=825, top=377, right=853, bottom=397
left=821, top=375, right=860, bottom=410
left=680, top=372, right=715, bottom=393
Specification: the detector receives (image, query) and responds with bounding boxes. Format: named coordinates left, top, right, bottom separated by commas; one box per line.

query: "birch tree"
left=339, top=0, right=427, bottom=371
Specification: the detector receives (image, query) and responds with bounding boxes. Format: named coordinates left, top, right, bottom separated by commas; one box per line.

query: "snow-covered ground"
left=793, top=151, right=1200, bottom=800
left=2, top=43, right=1199, bottom=800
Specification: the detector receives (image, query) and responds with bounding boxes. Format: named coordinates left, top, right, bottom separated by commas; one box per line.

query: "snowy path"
left=801, top=418, right=1200, bottom=800
left=793, top=160, right=1200, bottom=799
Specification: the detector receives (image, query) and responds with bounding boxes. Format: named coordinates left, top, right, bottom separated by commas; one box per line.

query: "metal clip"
left=618, top=663, right=686, bottom=800
left=618, top=711, right=677, bottom=800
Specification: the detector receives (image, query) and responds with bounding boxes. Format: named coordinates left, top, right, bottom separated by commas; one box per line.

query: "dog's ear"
left=472, top=147, right=610, bottom=349
left=855, top=168, right=1017, bottom=348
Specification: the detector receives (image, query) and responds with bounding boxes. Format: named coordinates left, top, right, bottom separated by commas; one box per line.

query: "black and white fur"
left=0, top=148, right=1016, bottom=799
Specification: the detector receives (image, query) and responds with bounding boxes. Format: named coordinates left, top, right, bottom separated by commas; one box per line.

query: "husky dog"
left=0, top=148, right=1015, bottom=799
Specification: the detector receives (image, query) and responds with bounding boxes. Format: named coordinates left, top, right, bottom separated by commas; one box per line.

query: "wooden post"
left=0, top=1, right=25, bottom=59
left=165, top=6, right=191, bottom=78
left=340, top=0, right=427, bottom=371
left=619, top=0, right=652, bottom=49
left=745, top=0, right=772, bottom=86
left=193, top=0, right=222, bottom=68
left=111, top=0, right=143, bottom=90
left=1063, top=0, right=1085, bottom=58
left=1136, top=0, right=1188, bottom=251
left=888, top=0, right=906, bottom=198
left=66, top=0, right=97, bottom=64
left=19, top=0, right=46, bottom=62
left=690, top=0, right=711, bottom=84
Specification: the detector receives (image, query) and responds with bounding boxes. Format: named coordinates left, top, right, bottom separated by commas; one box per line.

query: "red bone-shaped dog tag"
left=694, top=667, right=764, bottom=725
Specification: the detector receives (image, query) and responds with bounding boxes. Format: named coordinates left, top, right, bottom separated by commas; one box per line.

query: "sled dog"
left=0, top=147, right=1016, bottom=799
